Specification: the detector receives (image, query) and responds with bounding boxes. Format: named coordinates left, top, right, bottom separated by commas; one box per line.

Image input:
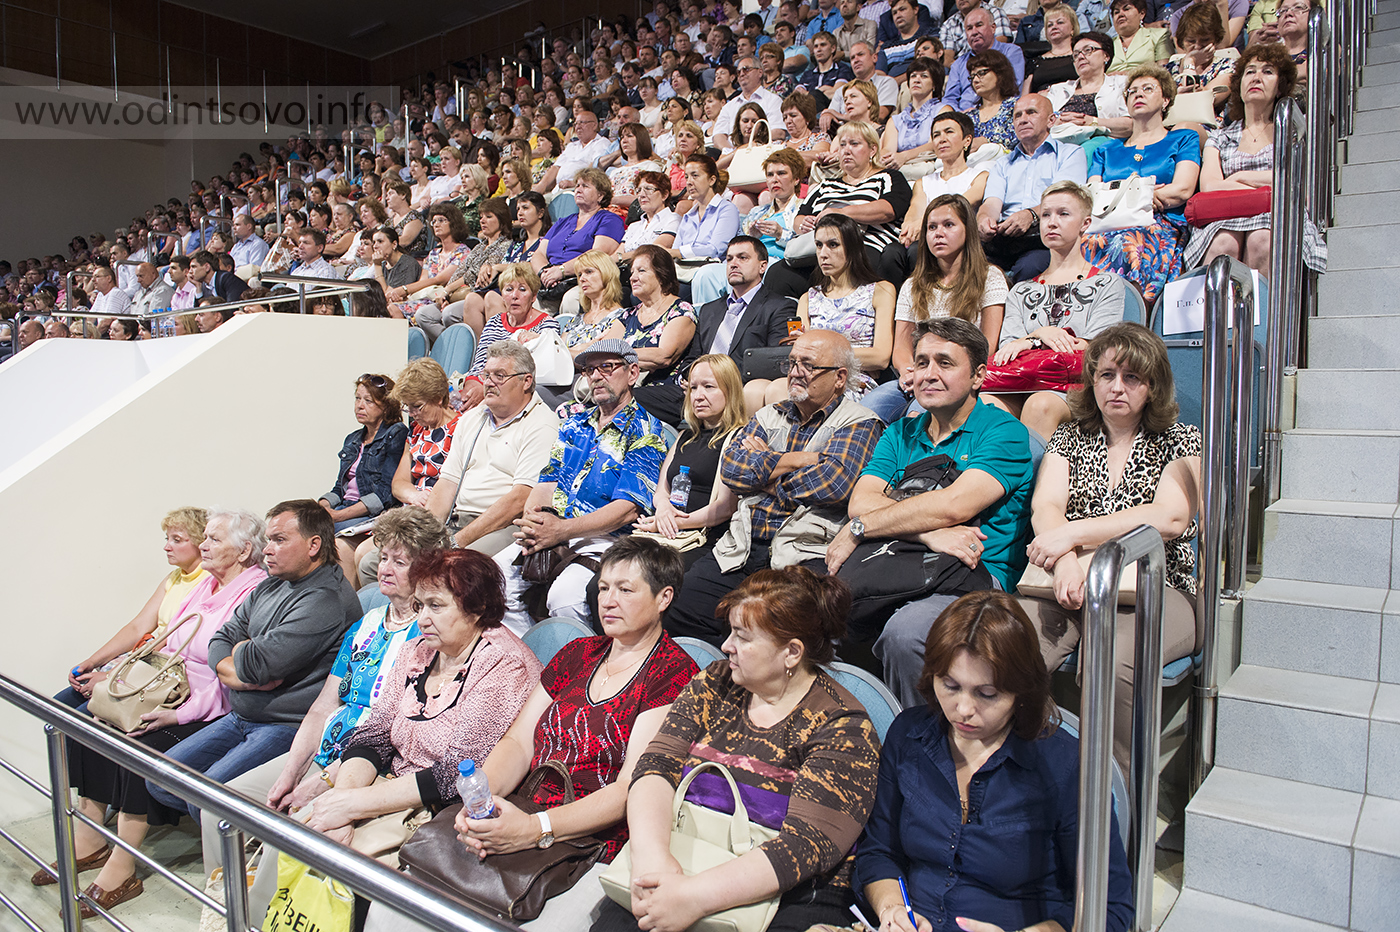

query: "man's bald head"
left=136, top=262, right=158, bottom=289
left=1012, top=94, right=1054, bottom=150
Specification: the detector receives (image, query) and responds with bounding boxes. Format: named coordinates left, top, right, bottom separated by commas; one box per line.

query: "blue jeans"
left=145, top=713, right=297, bottom=822
left=53, top=686, right=90, bottom=714
left=862, top=381, right=921, bottom=423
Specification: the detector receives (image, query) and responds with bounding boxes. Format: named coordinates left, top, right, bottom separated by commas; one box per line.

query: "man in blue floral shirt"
left=495, top=339, right=669, bottom=633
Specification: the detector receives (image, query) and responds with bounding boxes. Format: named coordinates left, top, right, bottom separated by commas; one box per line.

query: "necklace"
left=384, top=603, right=417, bottom=631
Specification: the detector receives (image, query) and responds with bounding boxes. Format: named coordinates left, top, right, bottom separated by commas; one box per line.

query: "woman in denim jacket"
left=319, top=374, right=409, bottom=537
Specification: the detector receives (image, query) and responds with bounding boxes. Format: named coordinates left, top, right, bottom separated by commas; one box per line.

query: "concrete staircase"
left=1161, top=11, right=1400, bottom=930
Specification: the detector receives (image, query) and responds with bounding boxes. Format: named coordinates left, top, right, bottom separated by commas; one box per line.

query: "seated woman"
left=592, top=567, right=880, bottom=932
left=616, top=171, right=680, bottom=268
left=635, top=354, right=746, bottom=566
left=408, top=156, right=435, bottom=211
left=385, top=180, right=431, bottom=260
left=388, top=204, right=474, bottom=323
left=768, top=120, right=914, bottom=297
left=746, top=214, right=895, bottom=413
left=301, top=548, right=542, bottom=860
left=715, top=103, right=771, bottom=214
left=1017, top=322, right=1201, bottom=770
left=605, top=123, right=664, bottom=213
left=871, top=193, right=1007, bottom=423
left=451, top=165, right=493, bottom=240
left=319, top=373, right=409, bottom=536
left=364, top=538, right=701, bottom=932
left=456, top=264, right=566, bottom=411
left=987, top=181, right=1128, bottom=441
left=1044, top=32, right=1133, bottom=139
left=669, top=154, right=741, bottom=274
left=604, top=246, right=697, bottom=389
left=1081, top=65, right=1202, bottom=304
left=459, top=191, right=553, bottom=329
left=899, top=113, right=991, bottom=249
left=780, top=92, right=830, bottom=172
left=651, top=98, right=692, bottom=160
left=638, top=77, right=667, bottom=134
left=1022, top=6, right=1080, bottom=94
left=1184, top=44, right=1325, bottom=276
left=418, top=198, right=516, bottom=339
left=562, top=250, right=629, bottom=358
left=961, top=50, right=1020, bottom=151
left=663, top=121, right=706, bottom=208
left=1165, top=3, right=1238, bottom=108
left=369, top=226, right=423, bottom=299
left=540, top=169, right=626, bottom=302
left=759, top=42, right=797, bottom=97
left=879, top=57, right=944, bottom=174
left=59, top=507, right=209, bottom=710
left=44, top=511, right=268, bottom=917
left=856, top=590, right=1134, bottom=932
left=1107, top=0, right=1174, bottom=74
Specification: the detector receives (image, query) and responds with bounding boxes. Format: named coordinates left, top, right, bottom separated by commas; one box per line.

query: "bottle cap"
left=458, top=760, right=476, bottom=776
left=679, top=466, right=690, bottom=473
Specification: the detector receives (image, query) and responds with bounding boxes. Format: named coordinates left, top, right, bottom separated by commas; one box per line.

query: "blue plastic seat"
left=407, top=326, right=428, bottom=360
left=431, top=323, right=477, bottom=378
left=1121, top=285, right=1148, bottom=326
left=674, top=637, right=725, bottom=670
left=357, top=583, right=389, bottom=614
left=1056, top=707, right=1130, bottom=848
left=521, top=617, right=594, bottom=666
left=824, top=662, right=903, bottom=742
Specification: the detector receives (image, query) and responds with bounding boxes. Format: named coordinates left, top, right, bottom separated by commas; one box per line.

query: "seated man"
left=940, top=0, right=1012, bottom=61
left=146, top=500, right=360, bottom=822
left=634, top=235, right=797, bottom=426
left=878, top=0, right=939, bottom=78
left=937, top=6, right=1025, bottom=110
left=665, top=329, right=883, bottom=645
left=828, top=318, right=1035, bottom=706
left=495, top=339, right=668, bottom=633
left=288, top=231, right=342, bottom=280
left=976, top=94, right=1087, bottom=283
left=189, top=250, right=248, bottom=303
left=88, top=265, right=133, bottom=318
left=535, top=108, right=614, bottom=219
left=130, top=262, right=175, bottom=316
left=422, top=340, right=561, bottom=559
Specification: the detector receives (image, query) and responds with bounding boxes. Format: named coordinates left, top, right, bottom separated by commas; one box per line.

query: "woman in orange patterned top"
left=591, top=566, right=881, bottom=932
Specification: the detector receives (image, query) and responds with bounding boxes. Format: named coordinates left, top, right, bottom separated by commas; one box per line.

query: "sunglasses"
left=358, top=373, right=390, bottom=391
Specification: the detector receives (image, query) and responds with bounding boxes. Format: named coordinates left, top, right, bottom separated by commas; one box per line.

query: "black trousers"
left=765, top=241, right=911, bottom=301
left=633, top=383, right=687, bottom=427
left=590, top=878, right=852, bottom=932
left=664, top=540, right=826, bottom=646
left=982, top=231, right=1051, bottom=284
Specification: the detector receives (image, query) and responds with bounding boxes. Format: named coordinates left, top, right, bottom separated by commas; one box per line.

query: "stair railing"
left=1072, top=525, right=1167, bottom=932
left=0, top=673, right=521, bottom=932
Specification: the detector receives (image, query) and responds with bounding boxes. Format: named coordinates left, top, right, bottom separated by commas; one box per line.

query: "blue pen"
left=897, top=876, right=917, bottom=928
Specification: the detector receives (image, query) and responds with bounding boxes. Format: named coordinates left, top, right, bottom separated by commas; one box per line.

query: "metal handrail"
left=0, top=673, right=521, bottom=932
left=1189, top=256, right=1258, bottom=795
left=261, top=272, right=373, bottom=315
left=1072, top=525, right=1166, bottom=932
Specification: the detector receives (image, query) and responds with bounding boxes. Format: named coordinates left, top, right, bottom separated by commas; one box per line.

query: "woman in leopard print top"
left=1016, top=322, right=1202, bottom=768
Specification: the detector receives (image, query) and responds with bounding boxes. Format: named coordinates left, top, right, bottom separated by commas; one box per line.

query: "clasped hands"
left=513, top=505, right=569, bottom=554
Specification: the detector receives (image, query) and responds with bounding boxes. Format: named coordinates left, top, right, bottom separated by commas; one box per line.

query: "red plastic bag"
left=982, top=349, right=1085, bottom=393
left=1184, top=187, right=1272, bottom=227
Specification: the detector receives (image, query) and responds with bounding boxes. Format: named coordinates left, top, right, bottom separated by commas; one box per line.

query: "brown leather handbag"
left=396, top=760, right=608, bottom=921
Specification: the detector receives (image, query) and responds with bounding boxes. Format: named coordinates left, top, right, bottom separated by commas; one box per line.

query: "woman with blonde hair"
left=562, top=249, right=627, bottom=352
left=452, top=163, right=492, bottom=239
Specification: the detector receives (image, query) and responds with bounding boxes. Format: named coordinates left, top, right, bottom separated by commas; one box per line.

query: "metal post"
left=1224, top=275, right=1255, bottom=596
left=299, top=282, right=307, bottom=314
left=1073, top=526, right=1166, bottom=932
left=45, top=726, right=82, bottom=932
left=1263, top=99, right=1305, bottom=507
left=1306, top=7, right=1332, bottom=227
left=219, top=821, right=251, bottom=932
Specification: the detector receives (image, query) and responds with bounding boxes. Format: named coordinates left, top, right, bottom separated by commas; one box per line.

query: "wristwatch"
left=849, top=516, right=866, bottom=542
left=536, top=811, right=555, bottom=849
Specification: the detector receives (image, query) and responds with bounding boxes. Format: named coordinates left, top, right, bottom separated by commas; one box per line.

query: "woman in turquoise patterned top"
left=262, top=507, right=452, bottom=813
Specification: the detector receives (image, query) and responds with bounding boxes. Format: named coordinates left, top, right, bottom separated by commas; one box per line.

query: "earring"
left=786, top=667, right=793, bottom=679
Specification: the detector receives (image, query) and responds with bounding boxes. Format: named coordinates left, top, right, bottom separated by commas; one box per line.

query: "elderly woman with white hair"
left=35, top=510, right=269, bottom=918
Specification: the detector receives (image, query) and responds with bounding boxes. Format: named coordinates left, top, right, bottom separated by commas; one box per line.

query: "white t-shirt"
left=917, top=165, right=991, bottom=201
left=832, top=73, right=900, bottom=114
left=622, top=208, right=682, bottom=252
left=715, top=88, right=786, bottom=141
left=895, top=266, right=1008, bottom=323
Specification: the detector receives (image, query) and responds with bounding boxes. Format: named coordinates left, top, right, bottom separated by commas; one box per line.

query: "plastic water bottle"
left=670, top=466, right=692, bottom=508
left=456, top=760, right=495, bottom=819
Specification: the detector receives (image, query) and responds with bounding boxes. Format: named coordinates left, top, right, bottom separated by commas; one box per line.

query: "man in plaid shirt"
left=664, top=330, right=883, bottom=644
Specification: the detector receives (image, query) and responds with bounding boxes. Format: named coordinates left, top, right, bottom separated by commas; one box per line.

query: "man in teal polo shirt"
left=825, top=317, right=1035, bottom=705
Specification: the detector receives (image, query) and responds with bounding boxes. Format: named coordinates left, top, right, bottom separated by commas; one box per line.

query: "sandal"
left=78, top=876, right=143, bottom=919
left=30, top=846, right=110, bottom=886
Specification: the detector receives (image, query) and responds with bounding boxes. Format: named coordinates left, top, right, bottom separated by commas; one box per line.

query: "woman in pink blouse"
left=40, top=510, right=268, bottom=918
left=303, top=548, right=541, bottom=852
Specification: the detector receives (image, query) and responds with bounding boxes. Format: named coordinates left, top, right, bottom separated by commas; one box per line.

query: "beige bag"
left=1164, top=89, right=1219, bottom=128
left=1086, top=174, right=1157, bottom=234
left=1016, top=551, right=1137, bottom=606
left=599, top=762, right=781, bottom=932
left=89, top=611, right=204, bottom=733
left=726, top=121, right=785, bottom=189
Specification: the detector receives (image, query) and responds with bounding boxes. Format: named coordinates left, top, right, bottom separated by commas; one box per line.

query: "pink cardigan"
left=165, top=566, right=269, bottom=725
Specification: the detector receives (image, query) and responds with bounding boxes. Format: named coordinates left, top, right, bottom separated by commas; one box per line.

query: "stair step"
left=1184, top=768, right=1360, bottom=926
left=1216, top=665, right=1376, bottom=792
left=1352, top=795, right=1400, bottom=931
left=1160, top=890, right=1348, bottom=932
left=1375, top=11, right=1400, bottom=32
left=1295, top=369, right=1400, bottom=431
left=1357, top=82, right=1400, bottom=110
left=1241, top=577, right=1389, bottom=679
left=1281, top=427, right=1400, bottom=503
left=1316, top=267, right=1400, bottom=311
left=1352, top=105, right=1400, bottom=136
left=1308, top=315, right=1400, bottom=372
left=1370, top=42, right=1400, bottom=64
left=1387, top=594, right=1400, bottom=686
left=1327, top=218, right=1400, bottom=266
left=1333, top=191, right=1400, bottom=228
left=1369, top=684, right=1400, bottom=800
left=1364, top=60, right=1400, bottom=85
left=1346, top=130, right=1400, bottom=163
left=1261, top=497, right=1395, bottom=587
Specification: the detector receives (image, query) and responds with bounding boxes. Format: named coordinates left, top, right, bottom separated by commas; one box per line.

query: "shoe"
left=77, top=876, right=143, bottom=919
left=30, top=846, right=110, bottom=886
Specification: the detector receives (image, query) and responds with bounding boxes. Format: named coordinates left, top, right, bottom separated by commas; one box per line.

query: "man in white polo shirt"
left=820, top=40, right=899, bottom=130
left=713, top=58, right=789, bottom=149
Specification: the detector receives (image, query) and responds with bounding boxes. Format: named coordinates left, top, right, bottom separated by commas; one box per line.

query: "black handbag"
left=837, top=453, right=995, bottom=643
left=397, top=761, right=607, bottom=922
left=741, top=346, right=791, bottom=381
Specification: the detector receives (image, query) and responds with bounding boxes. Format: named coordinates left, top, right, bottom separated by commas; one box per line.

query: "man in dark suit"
left=636, top=235, right=796, bottom=425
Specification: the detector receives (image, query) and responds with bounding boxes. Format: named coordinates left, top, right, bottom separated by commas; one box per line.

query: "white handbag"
left=1164, top=89, right=1219, bottom=128
left=599, top=762, right=781, bottom=932
left=523, top=328, right=575, bottom=386
left=726, top=121, right=784, bottom=189
left=1086, top=173, right=1157, bottom=234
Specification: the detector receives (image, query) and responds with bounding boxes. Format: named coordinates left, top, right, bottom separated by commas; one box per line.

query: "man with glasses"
left=713, top=58, right=789, bottom=149
left=495, top=339, right=669, bottom=633
left=936, top=6, right=1024, bottom=110
left=536, top=107, right=616, bottom=219
left=828, top=317, right=1034, bottom=706
left=664, top=329, right=883, bottom=644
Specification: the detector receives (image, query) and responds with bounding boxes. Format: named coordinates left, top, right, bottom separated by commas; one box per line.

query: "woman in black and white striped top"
left=766, top=120, right=914, bottom=299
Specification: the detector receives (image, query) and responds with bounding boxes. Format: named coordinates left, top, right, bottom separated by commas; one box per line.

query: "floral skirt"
left=1081, top=214, right=1190, bottom=305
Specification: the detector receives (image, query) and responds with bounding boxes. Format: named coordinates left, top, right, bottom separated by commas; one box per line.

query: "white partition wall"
left=0, top=314, right=407, bottom=820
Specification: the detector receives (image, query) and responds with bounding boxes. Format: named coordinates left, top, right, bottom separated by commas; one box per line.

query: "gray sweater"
left=206, top=562, right=360, bottom=724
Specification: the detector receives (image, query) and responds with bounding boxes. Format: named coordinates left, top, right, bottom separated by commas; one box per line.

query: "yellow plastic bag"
left=261, top=852, right=354, bottom=932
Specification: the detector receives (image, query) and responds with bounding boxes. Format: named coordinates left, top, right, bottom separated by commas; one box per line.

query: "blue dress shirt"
left=985, top=136, right=1089, bottom=218
left=855, top=705, right=1134, bottom=932
left=939, top=41, right=1027, bottom=111
left=676, top=197, right=741, bottom=260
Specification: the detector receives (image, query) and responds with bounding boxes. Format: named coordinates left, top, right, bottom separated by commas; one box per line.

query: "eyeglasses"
left=779, top=358, right=842, bottom=376
left=1072, top=47, right=1104, bottom=58
left=481, top=370, right=527, bottom=386
left=579, top=360, right=627, bottom=377
left=358, top=373, right=389, bottom=390
left=969, top=68, right=993, bottom=79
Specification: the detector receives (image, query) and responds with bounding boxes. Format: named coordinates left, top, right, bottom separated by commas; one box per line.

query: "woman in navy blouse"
left=855, top=591, right=1133, bottom=932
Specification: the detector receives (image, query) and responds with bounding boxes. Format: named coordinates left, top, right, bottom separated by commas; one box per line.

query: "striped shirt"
left=796, top=169, right=912, bottom=254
